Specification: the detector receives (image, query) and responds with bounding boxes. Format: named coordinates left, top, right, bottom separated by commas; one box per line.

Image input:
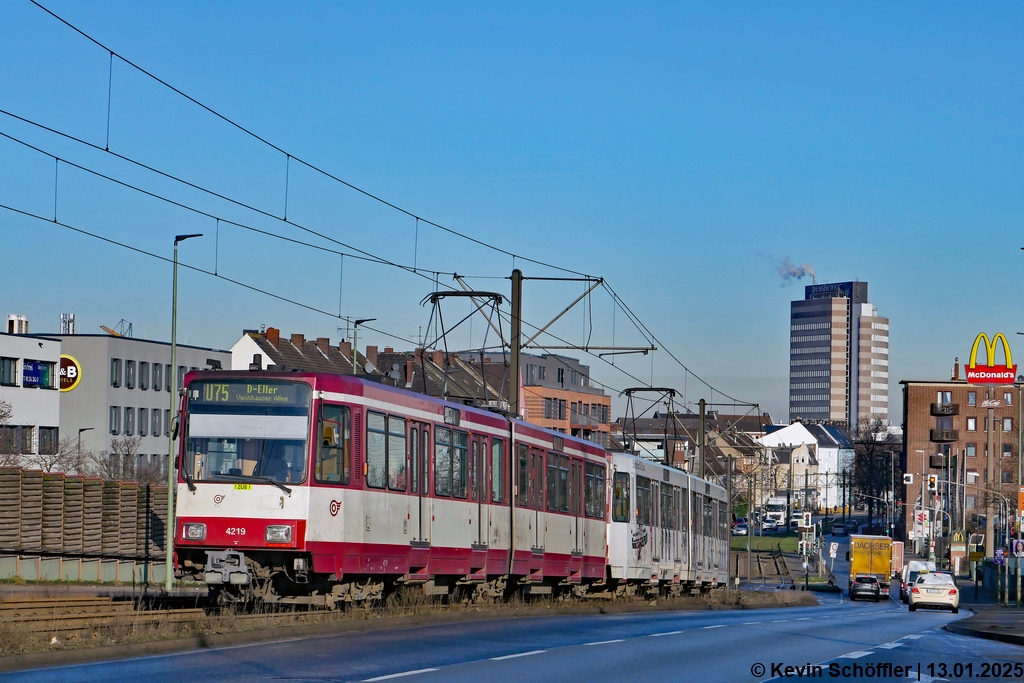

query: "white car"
left=761, top=519, right=779, bottom=532
left=909, top=572, right=959, bottom=613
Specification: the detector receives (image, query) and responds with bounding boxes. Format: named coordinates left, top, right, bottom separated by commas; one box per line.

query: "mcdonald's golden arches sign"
left=966, top=332, right=1017, bottom=385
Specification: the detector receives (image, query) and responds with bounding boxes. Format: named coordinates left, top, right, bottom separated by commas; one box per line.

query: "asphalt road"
left=11, top=589, right=1024, bottom=683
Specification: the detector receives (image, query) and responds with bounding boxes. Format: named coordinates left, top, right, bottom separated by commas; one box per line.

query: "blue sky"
left=1, top=2, right=1022, bottom=421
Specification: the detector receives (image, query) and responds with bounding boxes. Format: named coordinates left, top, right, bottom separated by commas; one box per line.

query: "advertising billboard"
left=966, top=332, right=1017, bottom=385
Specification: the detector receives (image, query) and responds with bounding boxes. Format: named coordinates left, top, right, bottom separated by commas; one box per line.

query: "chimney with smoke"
left=777, top=258, right=816, bottom=286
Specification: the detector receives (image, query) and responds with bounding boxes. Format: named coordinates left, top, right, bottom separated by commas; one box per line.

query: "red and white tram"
left=173, top=370, right=728, bottom=605
left=174, top=371, right=609, bottom=604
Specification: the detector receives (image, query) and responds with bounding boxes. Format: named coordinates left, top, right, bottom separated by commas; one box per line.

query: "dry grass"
left=0, top=587, right=815, bottom=657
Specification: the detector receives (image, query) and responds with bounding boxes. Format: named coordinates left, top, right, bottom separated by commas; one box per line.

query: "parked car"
left=850, top=575, right=881, bottom=602
left=761, top=519, right=779, bottom=532
left=831, top=524, right=849, bottom=537
left=731, top=523, right=749, bottom=536
left=909, top=573, right=959, bottom=613
left=843, top=519, right=859, bottom=531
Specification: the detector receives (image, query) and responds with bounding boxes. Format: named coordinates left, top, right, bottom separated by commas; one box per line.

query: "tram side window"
left=435, top=427, right=452, bottom=496
left=452, top=430, right=468, bottom=498
left=636, top=476, right=653, bottom=526
left=366, top=412, right=388, bottom=489
left=491, top=438, right=505, bottom=503
left=315, top=404, right=351, bottom=484
left=584, top=463, right=605, bottom=518
left=693, top=492, right=702, bottom=535
left=516, top=444, right=528, bottom=506
left=545, top=453, right=568, bottom=512
left=410, top=428, right=419, bottom=493
left=530, top=450, right=544, bottom=509
left=612, top=472, right=630, bottom=522
left=661, top=484, right=675, bottom=530
left=387, top=417, right=407, bottom=491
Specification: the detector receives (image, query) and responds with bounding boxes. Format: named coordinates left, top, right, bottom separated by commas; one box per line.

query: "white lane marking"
left=741, top=622, right=762, bottom=625
left=839, top=651, right=873, bottom=659
left=648, top=631, right=683, bottom=637
left=364, top=669, right=440, bottom=682
left=491, top=650, right=546, bottom=661
left=794, top=617, right=812, bottom=621
left=876, top=642, right=904, bottom=649
left=585, top=639, right=624, bottom=646
left=771, top=619, right=789, bottom=623
left=703, top=624, right=726, bottom=629
left=901, top=634, right=925, bottom=640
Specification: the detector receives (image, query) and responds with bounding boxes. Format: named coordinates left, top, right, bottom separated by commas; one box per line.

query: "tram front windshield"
left=184, top=380, right=311, bottom=484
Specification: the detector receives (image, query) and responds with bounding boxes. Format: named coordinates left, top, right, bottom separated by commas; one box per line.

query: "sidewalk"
left=945, top=581, right=1024, bottom=647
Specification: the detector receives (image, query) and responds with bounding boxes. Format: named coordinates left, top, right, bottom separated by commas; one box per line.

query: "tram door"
left=410, top=422, right=431, bottom=543
left=471, top=435, right=487, bottom=546
left=529, top=447, right=544, bottom=551
left=570, top=459, right=583, bottom=555
left=693, top=491, right=703, bottom=570
left=651, top=482, right=660, bottom=562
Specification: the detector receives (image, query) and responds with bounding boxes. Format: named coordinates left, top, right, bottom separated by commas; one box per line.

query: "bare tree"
left=25, top=435, right=82, bottom=473
left=87, top=435, right=143, bottom=481
left=852, top=418, right=902, bottom=531
left=0, top=399, right=19, bottom=467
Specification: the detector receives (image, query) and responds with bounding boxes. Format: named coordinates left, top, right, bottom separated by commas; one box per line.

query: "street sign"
left=995, top=547, right=1007, bottom=566
left=829, top=542, right=838, bottom=558
left=969, top=550, right=985, bottom=562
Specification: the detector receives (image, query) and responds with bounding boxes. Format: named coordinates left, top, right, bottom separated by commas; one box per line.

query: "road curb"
left=945, top=621, right=1024, bottom=647
left=0, top=595, right=814, bottom=673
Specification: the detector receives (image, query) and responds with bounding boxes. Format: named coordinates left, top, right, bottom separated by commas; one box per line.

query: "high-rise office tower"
left=789, top=282, right=889, bottom=428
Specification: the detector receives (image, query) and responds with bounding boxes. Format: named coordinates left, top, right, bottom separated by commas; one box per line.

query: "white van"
left=901, top=560, right=936, bottom=603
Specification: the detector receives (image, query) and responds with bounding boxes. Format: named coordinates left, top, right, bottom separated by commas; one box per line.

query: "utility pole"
left=1017, top=381, right=1021, bottom=608
left=804, top=469, right=809, bottom=517
left=509, top=269, right=523, bottom=418
left=697, top=398, right=706, bottom=480
left=167, top=232, right=202, bottom=592
left=787, top=450, right=793, bottom=526
left=726, top=454, right=733, bottom=595
left=987, top=387, right=996, bottom=558
left=841, top=470, right=847, bottom=522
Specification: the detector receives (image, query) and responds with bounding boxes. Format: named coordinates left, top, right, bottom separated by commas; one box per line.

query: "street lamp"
left=351, top=318, right=376, bottom=375
left=77, top=427, right=93, bottom=472
left=167, top=232, right=202, bottom=592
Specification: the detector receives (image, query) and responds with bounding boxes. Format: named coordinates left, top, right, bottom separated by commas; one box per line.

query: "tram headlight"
left=266, top=525, right=292, bottom=543
left=183, top=523, right=207, bottom=540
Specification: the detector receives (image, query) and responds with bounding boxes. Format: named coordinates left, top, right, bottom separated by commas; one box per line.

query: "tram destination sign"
left=190, top=380, right=309, bottom=406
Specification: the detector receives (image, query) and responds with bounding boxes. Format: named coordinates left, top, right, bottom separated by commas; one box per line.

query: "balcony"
left=930, top=403, right=959, bottom=416
left=570, top=413, right=603, bottom=428
left=929, top=429, right=959, bottom=443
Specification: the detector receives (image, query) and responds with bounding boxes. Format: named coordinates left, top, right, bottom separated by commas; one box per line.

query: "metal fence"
left=0, top=467, right=169, bottom=583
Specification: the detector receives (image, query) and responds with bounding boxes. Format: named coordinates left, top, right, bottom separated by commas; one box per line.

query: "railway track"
left=0, top=595, right=374, bottom=639
left=0, top=596, right=208, bottom=637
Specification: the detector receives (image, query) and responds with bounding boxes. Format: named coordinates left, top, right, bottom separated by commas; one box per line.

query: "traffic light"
left=802, top=512, right=812, bottom=528
left=927, top=474, right=938, bottom=492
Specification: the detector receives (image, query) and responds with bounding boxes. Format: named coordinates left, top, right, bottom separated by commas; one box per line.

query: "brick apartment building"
left=901, top=379, right=1022, bottom=544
